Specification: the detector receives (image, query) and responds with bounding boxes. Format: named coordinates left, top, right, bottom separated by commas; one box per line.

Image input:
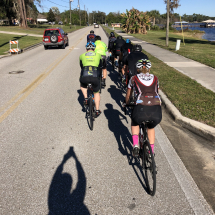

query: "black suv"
left=43, top=27, right=69, bottom=49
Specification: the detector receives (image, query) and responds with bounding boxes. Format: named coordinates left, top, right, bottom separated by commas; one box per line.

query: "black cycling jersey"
left=121, top=43, right=133, bottom=56
left=87, top=33, right=96, bottom=43
left=114, top=38, right=125, bottom=55
left=108, top=37, right=116, bottom=51
left=125, top=51, right=148, bottom=77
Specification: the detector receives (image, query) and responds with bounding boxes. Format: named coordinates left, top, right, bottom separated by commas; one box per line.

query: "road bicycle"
left=85, top=83, right=96, bottom=131
left=125, top=105, right=157, bottom=196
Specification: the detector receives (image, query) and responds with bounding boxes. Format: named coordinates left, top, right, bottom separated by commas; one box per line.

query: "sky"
left=38, top=0, right=215, bottom=17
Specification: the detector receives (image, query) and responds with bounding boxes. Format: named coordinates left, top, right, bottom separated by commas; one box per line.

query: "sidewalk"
left=0, top=31, right=43, bottom=37
left=109, top=28, right=215, bottom=143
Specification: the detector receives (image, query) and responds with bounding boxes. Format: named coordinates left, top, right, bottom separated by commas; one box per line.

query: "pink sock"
left=151, top=144, right=154, bottom=153
left=132, top=135, right=139, bottom=147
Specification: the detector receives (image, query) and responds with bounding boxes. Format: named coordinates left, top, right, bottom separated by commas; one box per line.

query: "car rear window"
left=44, top=30, right=60, bottom=36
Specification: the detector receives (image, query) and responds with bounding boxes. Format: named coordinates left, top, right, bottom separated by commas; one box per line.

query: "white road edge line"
left=155, top=125, right=214, bottom=215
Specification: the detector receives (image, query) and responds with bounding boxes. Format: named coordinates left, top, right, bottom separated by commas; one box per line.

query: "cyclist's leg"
left=102, top=55, right=107, bottom=79
left=91, top=77, right=101, bottom=111
left=80, top=77, right=88, bottom=100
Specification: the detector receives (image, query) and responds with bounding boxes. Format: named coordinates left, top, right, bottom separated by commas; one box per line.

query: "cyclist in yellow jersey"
left=94, top=35, right=108, bottom=87
left=79, top=42, right=103, bottom=117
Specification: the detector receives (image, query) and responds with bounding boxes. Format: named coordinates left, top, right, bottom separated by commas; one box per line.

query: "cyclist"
left=125, top=59, right=162, bottom=157
left=79, top=42, right=103, bottom=117
left=113, top=35, right=125, bottom=67
left=95, top=35, right=108, bottom=87
left=120, top=39, right=133, bottom=82
left=108, top=32, right=116, bottom=60
left=124, top=44, right=148, bottom=82
left=87, top=30, right=96, bottom=43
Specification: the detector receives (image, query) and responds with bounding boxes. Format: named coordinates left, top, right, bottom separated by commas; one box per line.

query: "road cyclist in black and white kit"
left=125, top=59, right=162, bottom=157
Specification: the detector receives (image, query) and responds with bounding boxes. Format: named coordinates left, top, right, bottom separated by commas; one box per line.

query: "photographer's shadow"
left=48, top=147, right=90, bottom=215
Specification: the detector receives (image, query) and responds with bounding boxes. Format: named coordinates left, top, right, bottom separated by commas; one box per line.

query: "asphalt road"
left=0, top=26, right=214, bottom=214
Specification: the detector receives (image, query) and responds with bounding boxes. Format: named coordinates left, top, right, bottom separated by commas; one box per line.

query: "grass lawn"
left=130, top=30, right=215, bottom=69
left=0, top=24, right=85, bottom=35
left=103, top=26, right=215, bottom=128
left=0, top=33, right=42, bottom=55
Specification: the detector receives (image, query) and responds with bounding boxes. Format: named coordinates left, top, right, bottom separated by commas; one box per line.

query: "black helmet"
left=133, top=44, right=142, bottom=52
left=90, top=30, right=94, bottom=33
left=95, top=35, right=101, bottom=41
left=117, top=36, right=122, bottom=39
left=110, top=32, right=115, bottom=37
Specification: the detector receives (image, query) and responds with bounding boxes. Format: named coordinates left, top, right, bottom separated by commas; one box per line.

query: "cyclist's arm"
left=79, top=55, right=84, bottom=68
left=125, top=78, right=133, bottom=104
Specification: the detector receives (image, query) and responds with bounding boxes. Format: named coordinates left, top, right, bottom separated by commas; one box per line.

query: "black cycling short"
left=131, top=105, right=162, bottom=129
left=101, top=55, right=107, bottom=69
left=80, top=76, right=100, bottom=93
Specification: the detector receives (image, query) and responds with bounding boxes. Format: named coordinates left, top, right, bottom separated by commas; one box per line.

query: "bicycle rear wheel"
left=89, top=97, right=94, bottom=130
left=143, top=140, right=156, bottom=196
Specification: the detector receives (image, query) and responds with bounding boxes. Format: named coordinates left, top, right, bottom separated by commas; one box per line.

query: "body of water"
left=175, top=23, right=215, bottom=41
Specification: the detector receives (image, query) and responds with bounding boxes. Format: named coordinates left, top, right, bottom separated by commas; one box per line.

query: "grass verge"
left=103, top=26, right=215, bottom=128
left=0, top=33, right=42, bottom=55
left=0, top=25, right=85, bottom=35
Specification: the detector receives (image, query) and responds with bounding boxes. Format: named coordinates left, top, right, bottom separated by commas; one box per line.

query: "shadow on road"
left=77, top=89, right=85, bottom=112
left=48, top=147, right=90, bottom=215
left=107, top=85, right=124, bottom=111
left=104, top=104, right=148, bottom=192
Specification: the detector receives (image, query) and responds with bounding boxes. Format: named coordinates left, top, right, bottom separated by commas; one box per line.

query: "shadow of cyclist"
left=107, top=61, right=123, bottom=89
left=104, top=104, right=148, bottom=192
left=104, top=103, right=132, bottom=156
left=107, top=85, right=125, bottom=111
left=48, top=147, right=90, bottom=215
left=77, top=89, right=85, bottom=112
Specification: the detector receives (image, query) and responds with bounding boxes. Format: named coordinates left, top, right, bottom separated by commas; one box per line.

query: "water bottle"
left=92, top=94, right=95, bottom=103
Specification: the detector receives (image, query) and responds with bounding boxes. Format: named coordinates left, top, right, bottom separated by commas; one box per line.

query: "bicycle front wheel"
left=143, top=140, right=156, bottom=196
left=89, top=97, right=94, bottom=130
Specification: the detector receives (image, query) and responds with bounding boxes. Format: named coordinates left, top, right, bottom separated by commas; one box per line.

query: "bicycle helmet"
left=90, top=30, right=94, bottom=33
left=133, top=44, right=142, bottom=52
left=125, top=39, right=131, bottom=43
left=86, top=41, right=96, bottom=50
left=95, top=35, right=101, bottom=41
left=110, top=32, right=115, bottom=37
left=117, top=36, right=122, bottom=39
left=136, top=59, right=151, bottom=69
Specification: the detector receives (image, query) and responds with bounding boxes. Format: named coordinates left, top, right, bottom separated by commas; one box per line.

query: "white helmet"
left=136, top=59, right=151, bottom=69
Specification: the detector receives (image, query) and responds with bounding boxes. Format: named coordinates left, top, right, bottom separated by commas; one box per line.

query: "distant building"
left=111, top=23, right=122, bottom=27
left=0, top=19, right=9, bottom=25
left=174, top=21, right=189, bottom=24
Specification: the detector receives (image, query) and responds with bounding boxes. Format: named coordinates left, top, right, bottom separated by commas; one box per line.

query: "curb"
left=159, top=90, right=215, bottom=144
left=102, top=25, right=215, bottom=144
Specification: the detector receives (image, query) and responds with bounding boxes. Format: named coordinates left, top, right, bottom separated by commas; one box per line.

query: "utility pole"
left=70, top=0, right=73, bottom=28
left=87, top=9, right=89, bottom=25
left=78, top=0, right=81, bottom=26
left=84, top=5, right=86, bottom=24
left=166, top=0, right=170, bottom=46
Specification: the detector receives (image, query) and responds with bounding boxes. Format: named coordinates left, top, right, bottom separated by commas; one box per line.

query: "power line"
left=46, top=0, right=76, bottom=9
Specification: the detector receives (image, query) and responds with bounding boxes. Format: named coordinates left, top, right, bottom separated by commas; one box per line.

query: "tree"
left=121, top=8, right=150, bottom=34
left=51, top=7, right=60, bottom=22
left=47, top=8, right=55, bottom=22
left=147, top=10, right=160, bottom=26
left=164, top=0, right=180, bottom=46
left=0, top=0, right=17, bottom=25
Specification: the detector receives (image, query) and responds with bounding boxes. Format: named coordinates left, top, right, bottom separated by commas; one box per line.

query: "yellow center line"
left=0, top=32, right=88, bottom=123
